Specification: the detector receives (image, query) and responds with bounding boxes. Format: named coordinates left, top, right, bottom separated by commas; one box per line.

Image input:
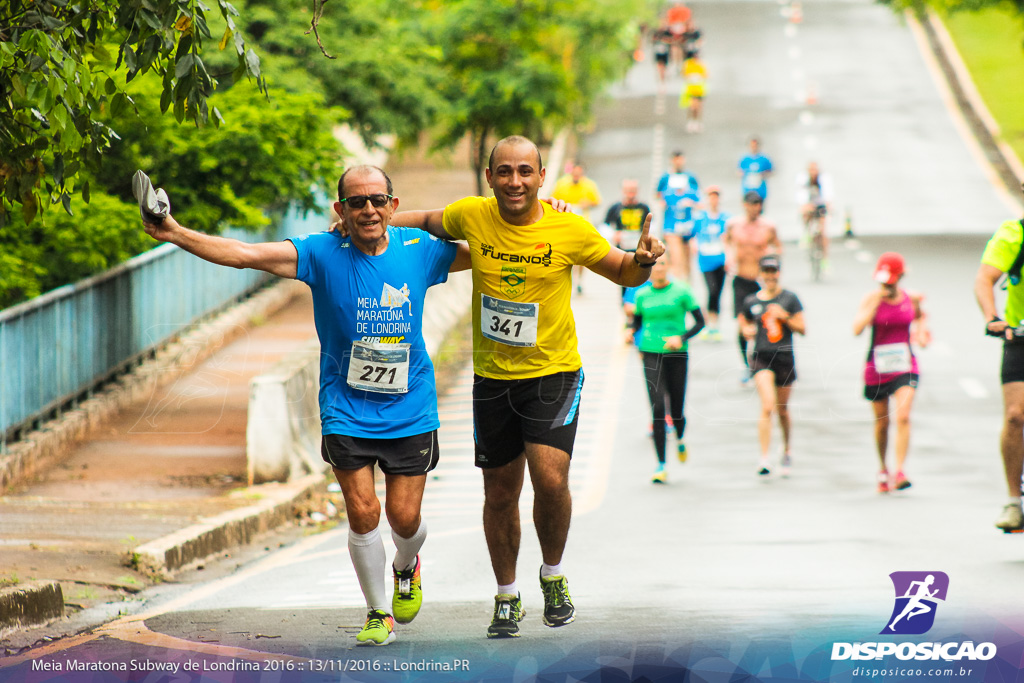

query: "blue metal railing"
left=0, top=203, right=329, bottom=447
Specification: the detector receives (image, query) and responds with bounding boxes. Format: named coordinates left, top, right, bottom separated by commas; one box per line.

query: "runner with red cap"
left=853, top=252, right=930, bottom=493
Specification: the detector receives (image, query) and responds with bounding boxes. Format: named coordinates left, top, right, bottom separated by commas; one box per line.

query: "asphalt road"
left=4, top=1, right=1024, bottom=681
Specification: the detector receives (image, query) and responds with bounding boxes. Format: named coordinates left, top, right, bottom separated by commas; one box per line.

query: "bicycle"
left=805, top=204, right=827, bottom=282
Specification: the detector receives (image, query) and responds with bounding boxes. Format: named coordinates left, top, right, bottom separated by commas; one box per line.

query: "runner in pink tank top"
left=853, top=253, right=930, bottom=494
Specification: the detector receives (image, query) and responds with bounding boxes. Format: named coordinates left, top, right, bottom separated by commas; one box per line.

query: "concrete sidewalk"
left=0, top=144, right=482, bottom=647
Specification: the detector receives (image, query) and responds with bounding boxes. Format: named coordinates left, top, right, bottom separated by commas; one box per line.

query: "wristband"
left=633, top=252, right=656, bottom=268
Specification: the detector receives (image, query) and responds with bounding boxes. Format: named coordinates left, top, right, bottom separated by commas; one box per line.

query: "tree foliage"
left=0, top=0, right=268, bottom=227
left=432, top=0, right=649, bottom=194
left=0, top=0, right=655, bottom=307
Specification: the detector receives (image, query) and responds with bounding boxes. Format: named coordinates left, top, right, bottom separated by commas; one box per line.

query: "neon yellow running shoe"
left=540, top=572, right=575, bottom=627
left=392, top=555, right=422, bottom=624
left=355, top=609, right=396, bottom=646
left=677, top=442, right=688, bottom=463
left=487, top=593, right=525, bottom=638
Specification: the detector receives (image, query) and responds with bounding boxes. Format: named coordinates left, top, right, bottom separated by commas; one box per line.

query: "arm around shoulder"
left=390, top=208, right=452, bottom=240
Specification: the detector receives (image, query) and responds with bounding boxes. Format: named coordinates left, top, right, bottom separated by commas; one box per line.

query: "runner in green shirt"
left=975, top=217, right=1024, bottom=532
left=632, top=260, right=705, bottom=483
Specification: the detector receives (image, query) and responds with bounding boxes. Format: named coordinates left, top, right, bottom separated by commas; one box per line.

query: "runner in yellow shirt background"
left=551, top=163, right=603, bottom=294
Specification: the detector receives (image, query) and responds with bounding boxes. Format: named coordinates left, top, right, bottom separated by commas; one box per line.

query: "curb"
left=0, top=582, right=63, bottom=640
left=924, top=9, right=1024, bottom=188
left=910, top=8, right=1024, bottom=212
left=133, top=473, right=329, bottom=577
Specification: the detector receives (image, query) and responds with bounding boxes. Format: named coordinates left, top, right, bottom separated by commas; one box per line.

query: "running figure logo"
left=380, top=282, right=413, bottom=316
left=881, top=571, right=949, bottom=635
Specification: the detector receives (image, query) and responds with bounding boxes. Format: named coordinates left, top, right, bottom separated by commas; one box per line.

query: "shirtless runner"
left=724, top=191, right=782, bottom=380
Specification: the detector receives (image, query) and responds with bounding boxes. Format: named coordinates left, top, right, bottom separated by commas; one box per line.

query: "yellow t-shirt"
left=551, top=176, right=602, bottom=220
left=982, top=219, right=1024, bottom=325
left=442, top=196, right=612, bottom=379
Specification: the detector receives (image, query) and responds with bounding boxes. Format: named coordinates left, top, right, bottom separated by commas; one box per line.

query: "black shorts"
left=733, top=275, right=761, bottom=318
left=864, top=373, right=919, bottom=401
left=655, top=52, right=670, bottom=65
left=1002, top=340, right=1024, bottom=384
left=472, top=370, right=584, bottom=468
left=321, top=431, right=439, bottom=476
left=750, top=352, right=797, bottom=387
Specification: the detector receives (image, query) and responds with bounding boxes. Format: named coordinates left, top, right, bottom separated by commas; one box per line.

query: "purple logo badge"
left=881, top=571, right=949, bottom=635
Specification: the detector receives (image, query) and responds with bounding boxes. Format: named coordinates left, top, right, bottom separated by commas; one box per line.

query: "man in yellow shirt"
left=975, top=215, right=1024, bottom=532
left=394, top=135, right=664, bottom=638
left=551, top=163, right=603, bottom=294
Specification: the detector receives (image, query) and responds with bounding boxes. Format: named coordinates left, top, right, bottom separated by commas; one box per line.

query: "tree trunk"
left=472, top=126, right=489, bottom=197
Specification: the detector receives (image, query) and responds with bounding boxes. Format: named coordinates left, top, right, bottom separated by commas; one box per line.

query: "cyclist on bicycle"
left=796, top=162, right=834, bottom=268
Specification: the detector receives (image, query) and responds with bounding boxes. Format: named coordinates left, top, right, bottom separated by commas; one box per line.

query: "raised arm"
left=587, top=214, right=665, bottom=287
left=852, top=291, right=882, bottom=336
left=143, top=216, right=297, bottom=279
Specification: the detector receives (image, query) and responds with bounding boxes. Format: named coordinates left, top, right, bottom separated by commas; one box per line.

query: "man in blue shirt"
left=691, top=185, right=729, bottom=339
left=656, top=150, right=701, bottom=280
left=142, top=165, right=470, bottom=647
left=738, top=136, right=774, bottom=203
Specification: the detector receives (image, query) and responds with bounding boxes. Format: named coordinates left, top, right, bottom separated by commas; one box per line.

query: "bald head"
left=488, top=136, right=543, bottom=173
left=338, top=165, right=393, bottom=202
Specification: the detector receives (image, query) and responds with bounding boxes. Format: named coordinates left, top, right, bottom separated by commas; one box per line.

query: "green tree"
left=0, top=0, right=267, bottom=226
left=90, top=77, right=343, bottom=232
left=231, top=0, right=446, bottom=148
left=0, top=75, right=342, bottom=308
left=432, top=0, right=648, bottom=194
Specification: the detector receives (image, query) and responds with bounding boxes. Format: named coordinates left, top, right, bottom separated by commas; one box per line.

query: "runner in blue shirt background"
left=691, top=185, right=729, bottom=340
left=656, top=150, right=701, bottom=280
left=737, top=136, right=773, bottom=203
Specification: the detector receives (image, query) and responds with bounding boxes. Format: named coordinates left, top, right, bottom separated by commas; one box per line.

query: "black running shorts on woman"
left=472, top=370, right=584, bottom=468
left=321, top=431, right=439, bottom=475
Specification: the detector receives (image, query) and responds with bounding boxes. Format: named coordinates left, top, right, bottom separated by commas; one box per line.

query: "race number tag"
left=346, top=341, right=410, bottom=393
left=481, top=295, right=539, bottom=347
left=698, top=240, right=724, bottom=256
left=743, top=172, right=763, bottom=188
left=873, top=343, right=912, bottom=374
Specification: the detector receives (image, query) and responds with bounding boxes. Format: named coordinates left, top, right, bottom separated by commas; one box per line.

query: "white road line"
left=959, top=377, right=989, bottom=399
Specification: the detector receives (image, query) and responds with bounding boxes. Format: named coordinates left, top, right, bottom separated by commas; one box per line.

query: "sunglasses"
left=341, top=194, right=393, bottom=209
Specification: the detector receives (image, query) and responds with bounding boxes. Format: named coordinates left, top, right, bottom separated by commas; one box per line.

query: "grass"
left=0, top=573, right=20, bottom=588
left=941, top=7, right=1024, bottom=166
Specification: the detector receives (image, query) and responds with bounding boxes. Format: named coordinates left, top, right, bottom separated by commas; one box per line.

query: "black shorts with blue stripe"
left=471, top=370, right=584, bottom=468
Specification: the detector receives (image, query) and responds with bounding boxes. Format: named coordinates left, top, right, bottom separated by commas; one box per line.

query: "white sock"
left=392, top=519, right=427, bottom=572
left=497, top=582, right=517, bottom=596
left=540, top=563, right=563, bottom=579
left=348, top=527, right=387, bottom=611
left=1009, top=496, right=1022, bottom=508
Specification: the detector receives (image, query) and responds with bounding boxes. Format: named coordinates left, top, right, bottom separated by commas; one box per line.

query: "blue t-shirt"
left=739, top=154, right=773, bottom=199
left=692, top=210, right=730, bottom=272
left=658, top=171, right=700, bottom=234
left=288, top=227, right=456, bottom=438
